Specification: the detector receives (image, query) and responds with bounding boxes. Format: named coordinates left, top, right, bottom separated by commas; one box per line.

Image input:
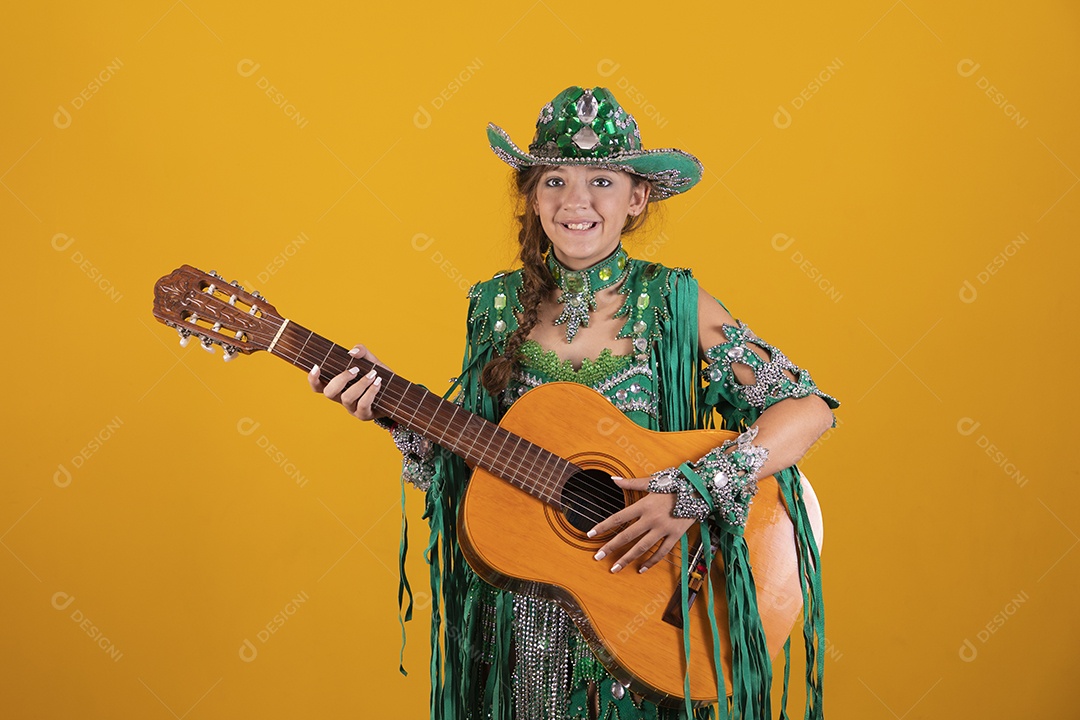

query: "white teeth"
left=564, top=222, right=596, bottom=231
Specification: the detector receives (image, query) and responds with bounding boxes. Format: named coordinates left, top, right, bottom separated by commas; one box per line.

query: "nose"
left=562, top=177, right=591, bottom=209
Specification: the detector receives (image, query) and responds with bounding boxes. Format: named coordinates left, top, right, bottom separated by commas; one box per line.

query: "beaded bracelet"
left=648, top=425, right=770, bottom=527
left=388, top=423, right=437, bottom=491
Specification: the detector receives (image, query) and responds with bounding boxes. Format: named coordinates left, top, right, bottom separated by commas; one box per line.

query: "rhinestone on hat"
left=576, top=90, right=598, bottom=122
left=572, top=126, right=599, bottom=149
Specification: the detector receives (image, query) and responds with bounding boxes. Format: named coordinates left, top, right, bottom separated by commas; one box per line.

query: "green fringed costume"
left=396, top=254, right=839, bottom=720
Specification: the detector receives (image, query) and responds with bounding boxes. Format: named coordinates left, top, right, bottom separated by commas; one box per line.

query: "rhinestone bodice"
left=501, top=339, right=660, bottom=422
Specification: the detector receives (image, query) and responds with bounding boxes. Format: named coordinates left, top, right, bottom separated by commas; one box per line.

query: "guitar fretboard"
left=267, top=317, right=577, bottom=507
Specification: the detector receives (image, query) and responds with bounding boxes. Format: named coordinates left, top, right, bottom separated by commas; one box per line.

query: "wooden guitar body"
left=460, top=382, right=823, bottom=704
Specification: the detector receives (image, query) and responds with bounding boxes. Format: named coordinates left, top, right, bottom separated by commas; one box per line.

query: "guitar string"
left=235, top=317, right=631, bottom=525
left=198, top=317, right=685, bottom=537
left=196, top=315, right=637, bottom=528
left=196, top=322, right=693, bottom=570
left=276, top=334, right=700, bottom=571
left=185, top=297, right=711, bottom=605
left=188, top=311, right=698, bottom=557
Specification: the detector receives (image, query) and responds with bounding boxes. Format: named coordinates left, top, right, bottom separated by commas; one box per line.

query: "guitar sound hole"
left=560, top=469, right=626, bottom=534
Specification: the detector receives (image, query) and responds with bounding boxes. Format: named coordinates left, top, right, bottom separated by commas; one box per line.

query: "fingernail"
left=610, top=564, right=622, bottom=573
left=593, top=550, right=605, bottom=560
left=374, top=377, right=382, bottom=386
left=586, top=530, right=596, bottom=538
left=348, top=367, right=359, bottom=375
left=348, top=347, right=360, bottom=355
left=366, top=369, right=377, bottom=379
left=638, top=566, right=649, bottom=574
left=309, top=364, right=319, bottom=375
left=611, top=475, right=623, bottom=481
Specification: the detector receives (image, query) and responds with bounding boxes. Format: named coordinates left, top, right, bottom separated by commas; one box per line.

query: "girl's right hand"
left=307, top=343, right=390, bottom=422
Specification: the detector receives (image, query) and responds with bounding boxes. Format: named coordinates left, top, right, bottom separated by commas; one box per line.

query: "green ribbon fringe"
left=392, top=265, right=826, bottom=720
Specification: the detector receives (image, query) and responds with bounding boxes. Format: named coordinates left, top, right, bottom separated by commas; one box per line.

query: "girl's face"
left=532, top=165, right=649, bottom=271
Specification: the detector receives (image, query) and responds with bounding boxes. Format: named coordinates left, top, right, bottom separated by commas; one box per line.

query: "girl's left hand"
left=587, top=476, right=697, bottom=573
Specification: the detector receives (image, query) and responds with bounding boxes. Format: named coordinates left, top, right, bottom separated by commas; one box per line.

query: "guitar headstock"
left=152, top=265, right=282, bottom=361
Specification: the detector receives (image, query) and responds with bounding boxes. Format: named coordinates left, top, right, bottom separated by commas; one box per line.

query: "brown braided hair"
left=480, top=165, right=656, bottom=396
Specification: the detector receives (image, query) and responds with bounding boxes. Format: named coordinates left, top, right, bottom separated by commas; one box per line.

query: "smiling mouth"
left=561, top=221, right=598, bottom=231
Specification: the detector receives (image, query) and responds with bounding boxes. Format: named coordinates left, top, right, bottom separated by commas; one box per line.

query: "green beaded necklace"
left=545, top=244, right=629, bottom=342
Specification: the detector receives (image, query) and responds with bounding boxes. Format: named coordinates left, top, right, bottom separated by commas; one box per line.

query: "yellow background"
left=3, top=1, right=1077, bottom=717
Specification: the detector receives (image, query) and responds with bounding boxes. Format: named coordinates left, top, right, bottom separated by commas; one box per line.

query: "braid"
left=480, top=166, right=654, bottom=397
left=481, top=167, right=554, bottom=396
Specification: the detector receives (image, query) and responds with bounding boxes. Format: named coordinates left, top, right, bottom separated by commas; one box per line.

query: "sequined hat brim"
left=485, top=123, right=704, bottom=202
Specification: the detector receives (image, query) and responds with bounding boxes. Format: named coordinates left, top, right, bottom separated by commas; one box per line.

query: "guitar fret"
left=554, top=461, right=570, bottom=497
left=547, top=454, right=564, bottom=503
left=466, top=420, right=488, bottom=472
left=476, top=425, right=497, bottom=479
left=293, top=330, right=314, bottom=365
left=523, top=446, right=545, bottom=498
left=492, top=427, right=520, bottom=490
left=319, top=342, right=334, bottom=371
left=488, top=429, right=509, bottom=481
left=519, top=441, right=551, bottom=503
left=443, top=404, right=465, bottom=458
left=445, top=404, right=461, bottom=434
left=452, top=414, right=476, bottom=458
left=418, top=393, right=442, bottom=436
left=380, top=377, right=405, bottom=418
left=456, top=414, right=478, bottom=460
left=403, top=381, right=422, bottom=427
left=539, top=455, right=562, bottom=507
left=520, top=445, right=546, bottom=501
left=535, top=451, right=552, bottom=500
left=504, top=434, right=527, bottom=491
left=542, top=454, right=559, bottom=504
left=506, top=436, right=524, bottom=485
left=496, top=431, right=521, bottom=488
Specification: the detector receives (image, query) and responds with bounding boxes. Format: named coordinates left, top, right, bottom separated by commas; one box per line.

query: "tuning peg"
left=207, top=270, right=221, bottom=279
left=223, top=343, right=239, bottom=362
left=199, top=335, right=215, bottom=353
left=230, top=280, right=245, bottom=291
left=251, top=290, right=264, bottom=300
left=177, top=328, right=192, bottom=348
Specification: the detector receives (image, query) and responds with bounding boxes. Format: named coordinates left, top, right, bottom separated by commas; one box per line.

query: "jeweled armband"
left=705, top=320, right=840, bottom=416
left=649, top=425, right=770, bottom=527
left=389, top=424, right=437, bottom=491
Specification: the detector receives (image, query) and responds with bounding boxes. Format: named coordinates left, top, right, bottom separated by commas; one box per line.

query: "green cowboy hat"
left=486, top=85, right=704, bottom=201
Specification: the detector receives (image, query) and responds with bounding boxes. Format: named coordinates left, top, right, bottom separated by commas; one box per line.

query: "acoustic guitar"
left=152, top=264, right=823, bottom=706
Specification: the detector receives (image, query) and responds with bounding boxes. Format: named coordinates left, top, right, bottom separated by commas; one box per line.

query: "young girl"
left=309, top=85, right=840, bottom=720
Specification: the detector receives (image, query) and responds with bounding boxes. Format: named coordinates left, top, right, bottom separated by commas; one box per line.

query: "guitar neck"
left=266, top=317, right=575, bottom=506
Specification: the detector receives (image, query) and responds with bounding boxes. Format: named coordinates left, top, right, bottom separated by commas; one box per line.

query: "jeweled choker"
left=545, top=244, right=629, bottom=342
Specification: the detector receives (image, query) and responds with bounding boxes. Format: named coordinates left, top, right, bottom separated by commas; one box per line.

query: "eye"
left=544, top=177, right=564, bottom=187
left=591, top=177, right=612, bottom=187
